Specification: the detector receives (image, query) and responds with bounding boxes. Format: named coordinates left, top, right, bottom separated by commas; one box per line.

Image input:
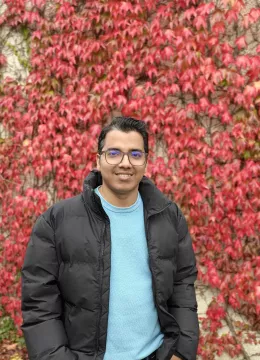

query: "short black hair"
left=98, top=116, right=149, bottom=154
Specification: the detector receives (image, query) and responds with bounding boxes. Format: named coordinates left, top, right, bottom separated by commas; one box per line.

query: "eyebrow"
left=105, top=147, right=144, bottom=152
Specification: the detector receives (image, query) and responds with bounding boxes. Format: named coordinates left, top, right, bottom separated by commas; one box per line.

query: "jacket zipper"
left=80, top=193, right=110, bottom=358
left=95, top=222, right=106, bottom=357
left=146, top=203, right=171, bottom=309
left=146, top=204, right=181, bottom=360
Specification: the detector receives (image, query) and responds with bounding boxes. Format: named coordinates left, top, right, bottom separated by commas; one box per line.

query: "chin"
left=113, top=183, right=137, bottom=193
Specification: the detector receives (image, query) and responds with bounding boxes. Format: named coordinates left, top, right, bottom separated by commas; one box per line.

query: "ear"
left=96, top=153, right=101, bottom=171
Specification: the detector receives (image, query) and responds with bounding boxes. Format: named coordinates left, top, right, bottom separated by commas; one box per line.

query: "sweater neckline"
left=94, top=186, right=142, bottom=213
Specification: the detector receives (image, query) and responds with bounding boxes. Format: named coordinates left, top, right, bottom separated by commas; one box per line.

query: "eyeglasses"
left=100, top=149, right=147, bottom=166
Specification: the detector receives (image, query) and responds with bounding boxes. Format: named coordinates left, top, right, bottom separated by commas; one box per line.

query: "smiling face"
left=96, top=130, right=147, bottom=206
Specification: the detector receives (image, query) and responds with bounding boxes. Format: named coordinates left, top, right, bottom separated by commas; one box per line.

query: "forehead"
left=103, top=130, right=144, bottom=151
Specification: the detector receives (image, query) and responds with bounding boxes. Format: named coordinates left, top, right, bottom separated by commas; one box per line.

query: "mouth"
left=115, top=173, right=133, bottom=180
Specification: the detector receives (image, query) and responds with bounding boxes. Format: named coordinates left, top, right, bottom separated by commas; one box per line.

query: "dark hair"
left=98, top=116, right=149, bottom=154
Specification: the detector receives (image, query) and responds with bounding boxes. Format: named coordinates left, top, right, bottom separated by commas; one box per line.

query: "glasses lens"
left=105, top=150, right=146, bottom=165
left=105, top=150, right=122, bottom=164
left=129, top=151, right=145, bottom=165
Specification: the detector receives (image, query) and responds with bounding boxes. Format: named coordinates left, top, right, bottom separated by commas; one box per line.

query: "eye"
left=107, top=150, right=121, bottom=157
left=131, top=151, right=143, bottom=158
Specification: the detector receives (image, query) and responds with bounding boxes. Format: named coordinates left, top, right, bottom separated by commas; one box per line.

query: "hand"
left=171, top=356, right=181, bottom=360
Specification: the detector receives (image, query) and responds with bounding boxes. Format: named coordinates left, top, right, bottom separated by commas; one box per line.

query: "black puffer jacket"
left=21, top=170, right=199, bottom=360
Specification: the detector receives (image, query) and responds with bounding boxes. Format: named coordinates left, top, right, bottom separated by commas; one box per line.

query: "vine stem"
left=225, top=309, right=251, bottom=360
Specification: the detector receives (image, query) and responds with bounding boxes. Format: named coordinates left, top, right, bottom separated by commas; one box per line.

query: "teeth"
left=117, top=174, right=131, bottom=178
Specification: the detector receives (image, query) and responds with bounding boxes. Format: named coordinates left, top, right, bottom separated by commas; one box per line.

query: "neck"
left=99, top=185, right=138, bottom=207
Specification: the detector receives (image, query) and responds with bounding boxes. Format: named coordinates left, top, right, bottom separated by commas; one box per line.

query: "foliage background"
left=0, top=0, right=259, bottom=359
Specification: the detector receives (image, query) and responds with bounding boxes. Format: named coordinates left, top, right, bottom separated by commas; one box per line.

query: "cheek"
left=99, top=165, right=114, bottom=179
left=134, top=169, right=145, bottom=182
left=138, top=167, right=146, bottom=176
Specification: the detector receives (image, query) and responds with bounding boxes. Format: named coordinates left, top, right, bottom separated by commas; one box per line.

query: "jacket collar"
left=82, top=169, right=171, bottom=218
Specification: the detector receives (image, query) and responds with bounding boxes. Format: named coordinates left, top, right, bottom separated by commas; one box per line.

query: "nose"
left=118, top=153, right=132, bottom=167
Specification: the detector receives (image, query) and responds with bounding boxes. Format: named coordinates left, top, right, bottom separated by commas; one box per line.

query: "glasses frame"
left=99, top=150, right=148, bottom=166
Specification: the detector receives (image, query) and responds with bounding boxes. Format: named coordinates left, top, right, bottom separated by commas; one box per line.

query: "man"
left=21, top=117, right=199, bottom=360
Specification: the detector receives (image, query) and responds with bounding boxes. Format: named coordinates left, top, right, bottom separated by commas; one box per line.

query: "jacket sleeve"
left=21, top=214, right=77, bottom=360
left=168, top=207, right=199, bottom=360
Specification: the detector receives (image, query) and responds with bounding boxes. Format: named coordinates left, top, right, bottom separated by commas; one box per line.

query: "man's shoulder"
left=49, top=193, right=83, bottom=212
left=167, top=200, right=179, bottom=215
left=53, top=194, right=83, bottom=210
left=41, top=194, right=85, bottom=228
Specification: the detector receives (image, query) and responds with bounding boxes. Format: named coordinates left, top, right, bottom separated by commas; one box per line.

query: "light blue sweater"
left=94, top=187, right=163, bottom=360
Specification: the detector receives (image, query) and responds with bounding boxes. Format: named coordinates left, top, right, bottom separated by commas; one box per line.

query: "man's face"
left=96, top=130, right=147, bottom=195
